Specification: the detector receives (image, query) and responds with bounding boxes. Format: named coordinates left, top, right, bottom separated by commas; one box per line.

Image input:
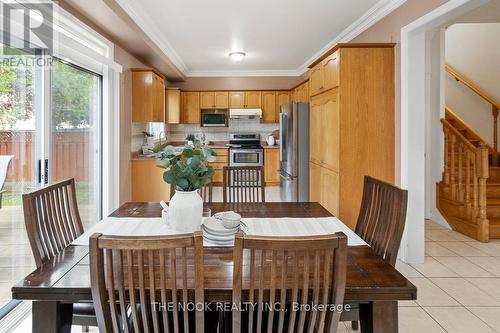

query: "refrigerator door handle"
left=280, top=113, right=287, bottom=163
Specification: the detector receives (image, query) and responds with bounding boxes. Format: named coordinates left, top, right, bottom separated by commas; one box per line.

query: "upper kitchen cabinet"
left=262, top=91, right=290, bottom=123
left=181, top=91, right=200, bottom=124
left=245, top=91, right=261, bottom=108
left=229, top=91, right=261, bottom=108
left=276, top=91, right=290, bottom=122
left=309, top=51, right=339, bottom=97
left=261, top=91, right=276, bottom=123
left=200, top=91, right=215, bottom=109
left=229, top=91, right=245, bottom=108
left=165, top=88, right=181, bottom=124
left=131, top=69, right=166, bottom=122
left=199, top=91, right=229, bottom=109
left=214, top=92, right=229, bottom=108
left=291, top=81, right=309, bottom=103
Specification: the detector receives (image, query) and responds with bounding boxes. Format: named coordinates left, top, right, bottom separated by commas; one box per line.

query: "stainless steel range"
left=227, top=133, right=264, bottom=167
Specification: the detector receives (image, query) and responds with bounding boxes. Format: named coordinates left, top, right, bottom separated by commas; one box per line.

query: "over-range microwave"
left=200, top=109, right=228, bottom=127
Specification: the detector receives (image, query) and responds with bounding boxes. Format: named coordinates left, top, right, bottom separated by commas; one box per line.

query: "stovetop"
left=226, top=142, right=263, bottom=150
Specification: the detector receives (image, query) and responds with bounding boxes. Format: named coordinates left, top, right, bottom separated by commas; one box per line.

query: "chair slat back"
left=223, top=166, right=265, bottom=203
left=355, top=176, right=408, bottom=266
left=170, top=183, right=213, bottom=203
left=22, top=178, right=84, bottom=267
left=232, top=232, right=347, bottom=333
left=90, top=232, right=205, bottom=333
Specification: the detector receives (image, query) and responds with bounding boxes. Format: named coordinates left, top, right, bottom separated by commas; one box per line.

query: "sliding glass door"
left=0, top=44, right=42, bottom=310
left=0, top=52, right=102, bottom=312
left=51, top=59, right=102, bottom=228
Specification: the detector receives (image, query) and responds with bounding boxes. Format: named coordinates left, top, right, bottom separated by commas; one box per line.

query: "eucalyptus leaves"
left=154, top=136, right=217, bottom=191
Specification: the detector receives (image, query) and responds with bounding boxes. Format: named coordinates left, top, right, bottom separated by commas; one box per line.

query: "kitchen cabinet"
left=308, top=44, right=395, bottom=229
left=261, top=91, right=277, bottom=123
left=229, top=92, right=245, bottom=108
left=310, top=51, right=339, bottom=97
left=208, top=148, right=228, bottom=185
left=199, top=91, right=229, bottom=109
left=264, top=149, right=280, bottom=185
left=322, top=52, right=339, bottom=91
left=165, top=88, right=181, bottom=124
left=132, top=160, right=171, bottom=202
left=309, top=98, right=322, bottom=165
left=276, top=91, right=290, bottom=119
left=182, top=91, right=200, bottom=124
left=131, top=69, right=165, bottom=122
left=214, top=92, right=229, bottom=108
left=245, top=91, right=261, bottom=108
left=311, top=90, right=339, bottom=172
left=229, top=91, right=261, bottom=108
left=309, top=162, right=339, bottom=215
left=200, top=91, right=215, bottom=109
left=291, top=81, right=309, bottom=103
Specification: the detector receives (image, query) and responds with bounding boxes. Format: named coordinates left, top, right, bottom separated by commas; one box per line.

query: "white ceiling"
left=115, top=0, right=406, bottom=77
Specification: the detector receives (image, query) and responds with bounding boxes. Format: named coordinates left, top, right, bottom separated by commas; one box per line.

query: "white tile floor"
left=9, top=217, right=500, bottom=332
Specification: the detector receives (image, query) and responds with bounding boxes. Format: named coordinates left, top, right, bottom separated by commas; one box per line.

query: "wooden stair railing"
left=440, top=118, right=489, bottom=241
left=446, top=64, right=500, bottom=165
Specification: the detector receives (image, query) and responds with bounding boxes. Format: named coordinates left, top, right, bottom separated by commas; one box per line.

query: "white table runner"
left=72, top=216, right=368, bottom=247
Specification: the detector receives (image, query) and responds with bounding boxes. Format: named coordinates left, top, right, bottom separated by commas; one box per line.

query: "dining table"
left=12, top=202, right=416, bottom=333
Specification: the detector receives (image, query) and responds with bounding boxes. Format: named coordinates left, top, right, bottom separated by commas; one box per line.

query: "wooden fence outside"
left=0, top=130, right=95, bottom=184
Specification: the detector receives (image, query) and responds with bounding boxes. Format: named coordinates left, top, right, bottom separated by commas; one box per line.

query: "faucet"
left=158, top=131, right=166, bottom=148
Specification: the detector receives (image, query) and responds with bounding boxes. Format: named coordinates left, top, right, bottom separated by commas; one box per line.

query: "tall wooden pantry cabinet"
left=309, top=43, right=395, bottom=230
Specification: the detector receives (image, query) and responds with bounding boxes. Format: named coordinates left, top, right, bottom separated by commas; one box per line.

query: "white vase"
left=167, top=189, right=203, bottom=232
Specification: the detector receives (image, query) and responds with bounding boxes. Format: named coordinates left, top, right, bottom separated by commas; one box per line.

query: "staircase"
left=437, top=65, right=500, bottom=242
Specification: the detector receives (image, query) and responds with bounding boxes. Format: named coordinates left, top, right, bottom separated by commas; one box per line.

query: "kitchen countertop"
left=131, top=141, right=230, bottom=160
left=261, top=142, right=280, bottom=149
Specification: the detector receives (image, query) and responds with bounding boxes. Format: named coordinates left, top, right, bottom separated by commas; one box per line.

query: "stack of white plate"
left=201, top=217, right=239, bottom=246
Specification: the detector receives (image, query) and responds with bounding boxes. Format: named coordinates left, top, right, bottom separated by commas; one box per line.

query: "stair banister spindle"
left=458, top=143, right=464, bottom=202
left=450, top=134, right=457, bottom=200
left=465, top=150, right=472, bottom=219
left=444, top=128, right=450, bottom=185
left=493, top=106, right=499, bottom=166
left=476, top=143, right=490, bottom=242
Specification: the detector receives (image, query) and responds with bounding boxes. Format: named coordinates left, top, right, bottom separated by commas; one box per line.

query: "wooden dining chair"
left=22, top=178, right=97, bottom=330
left=348, top=175, right=408, bottom=330
left=170, top=183, right=213, bottom=203
left=232, top=232, right=347, bottom=333
left=90, top=232, right=205, bottom=333
left=222, top=166, right=265, bottom=203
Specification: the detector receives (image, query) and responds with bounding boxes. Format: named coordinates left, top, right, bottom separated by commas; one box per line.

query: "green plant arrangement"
left=154, top=136, right=217, bottom=191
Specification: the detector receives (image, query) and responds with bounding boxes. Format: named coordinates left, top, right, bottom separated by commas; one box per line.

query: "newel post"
left=476, top=143, right=489, bottom=242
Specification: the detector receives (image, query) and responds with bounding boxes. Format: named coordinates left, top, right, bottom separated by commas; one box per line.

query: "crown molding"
left=296, top=0, right=407, bottom=74
left=114, top=0, right=189, bottom=75
left=115, top=0, right=406, bottom=78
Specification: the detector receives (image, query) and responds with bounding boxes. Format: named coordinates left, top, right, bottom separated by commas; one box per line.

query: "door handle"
left=44, top=159, right=49, bottom=184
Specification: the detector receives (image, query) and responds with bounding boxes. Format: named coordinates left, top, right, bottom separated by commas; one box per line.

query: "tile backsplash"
left=132, top=118, right=278, bottom=152
left=168, top=118, right=278, bottom=142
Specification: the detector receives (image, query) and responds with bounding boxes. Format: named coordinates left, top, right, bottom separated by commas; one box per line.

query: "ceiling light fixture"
left=229, top=51, right=246, bottom=61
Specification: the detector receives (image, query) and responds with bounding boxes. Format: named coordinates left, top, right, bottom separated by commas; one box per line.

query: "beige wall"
left=351, top=0, right=448, bottom=182
left=170, top=73, right=308, bottom=90
left=114, top=46, right=147, bottom=205
left=445, top=23, right=500, bottom=147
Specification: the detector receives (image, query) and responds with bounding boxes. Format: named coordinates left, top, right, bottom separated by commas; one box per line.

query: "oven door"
left=229, top=149, right=263, bottom=167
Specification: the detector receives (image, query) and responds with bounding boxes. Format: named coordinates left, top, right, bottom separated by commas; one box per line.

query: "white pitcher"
left=163, top=190, right=203, bottom=232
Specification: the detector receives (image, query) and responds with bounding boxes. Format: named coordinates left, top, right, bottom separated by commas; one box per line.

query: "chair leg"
left=81, top=326, right=89, bottom=332
left=351, top=320, right=359, bottom=331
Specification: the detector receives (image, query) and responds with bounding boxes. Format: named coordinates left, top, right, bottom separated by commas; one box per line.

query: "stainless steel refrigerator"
left=279, top=102, right=309, bottom=202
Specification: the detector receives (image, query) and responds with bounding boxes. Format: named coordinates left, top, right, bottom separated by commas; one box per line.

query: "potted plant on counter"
left=154, top=136, right=216, bottom=232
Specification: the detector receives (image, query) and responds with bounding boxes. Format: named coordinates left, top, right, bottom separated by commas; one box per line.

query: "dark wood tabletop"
left=12, top=202, right=417, bottom=333
left=12, top=202, right=416, bottom=333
